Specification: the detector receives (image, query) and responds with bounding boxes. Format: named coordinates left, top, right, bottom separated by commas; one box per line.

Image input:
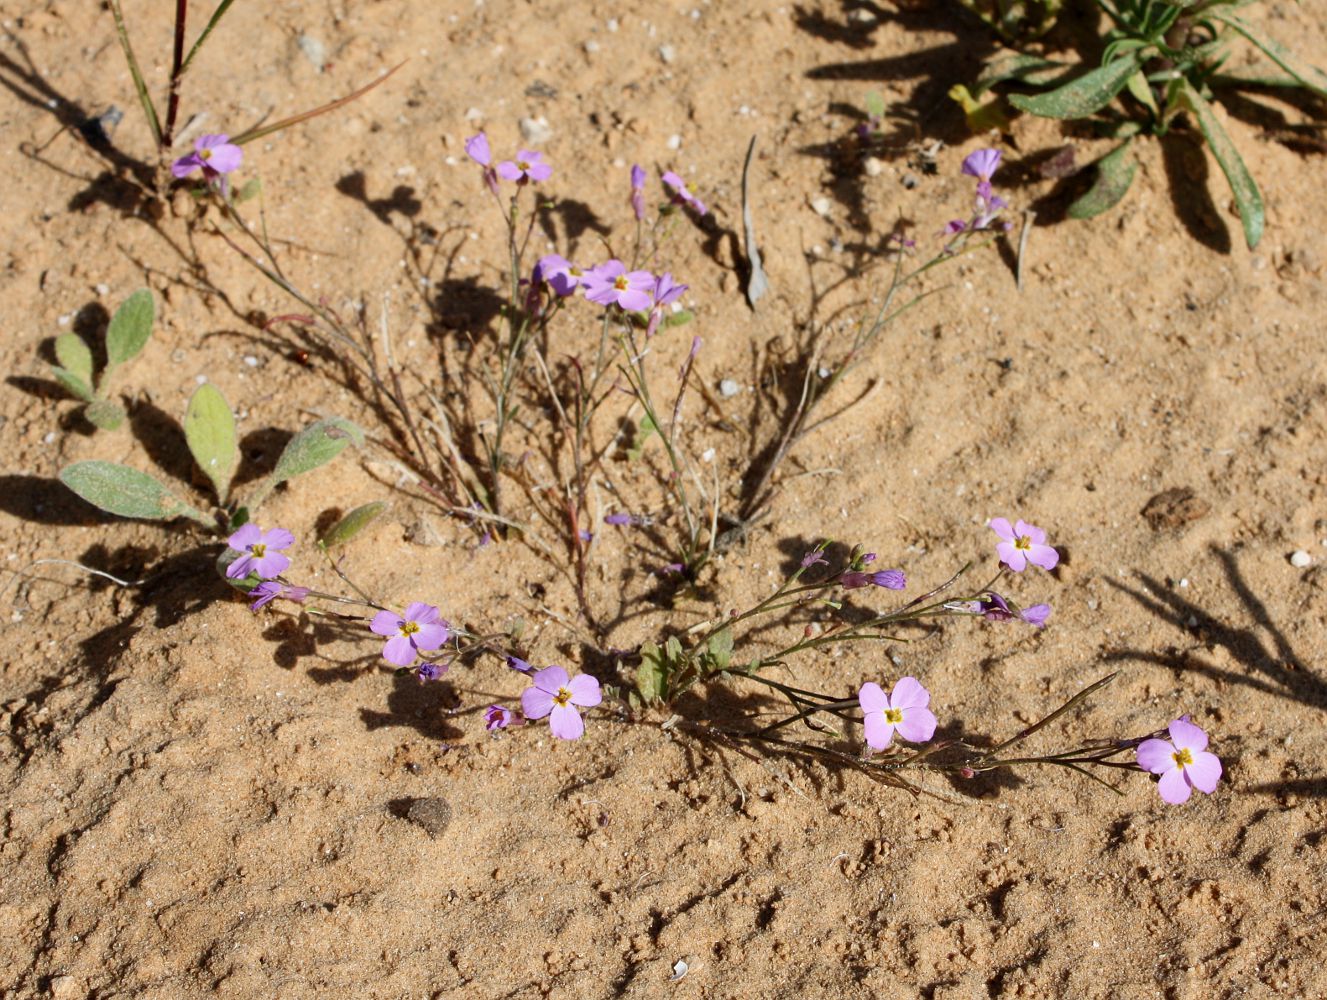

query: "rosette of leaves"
left=975, top=0, right=1327, bottom=249
left=50, top=288, right=154, bottom=430
left=59, top=383, right=369, bottom=577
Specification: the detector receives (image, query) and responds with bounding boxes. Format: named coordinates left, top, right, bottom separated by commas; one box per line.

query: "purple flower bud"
left=842, top=569, right=906, bottom=590
left=507, top=655, right=534, bottom=674
left=604, top=512, right=633, bottom=526
left=417, top=662, right=445, bottom=683
left=630, top=163, right=647, bottom=220
left=485, top=705, right=516, bottom=731
left=801, top=550, right=828, bottom=569
left=465, top=132, right=492, bottom=167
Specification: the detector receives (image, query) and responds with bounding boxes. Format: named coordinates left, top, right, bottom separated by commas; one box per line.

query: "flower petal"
left=996, top=542, right=1027, bottom=572
left=567, top=674, right=602, bottom=708
left=171, top=154, right=202, bottom=178
left=616, top=288, right=653, bottom=312
left=1026, top=543, right=1059, bottom=571
left=1168, top=718, right=1209, bottom=753
left=548, top=703, right=585, bottom=740
left=206, top=143, right=243, bottom=174
left=1014, top=520, right=1045, bottom=544
left=414, top=622, right=449, bottom=650
left=863, top=713, right=895, bottom=750
left=225, top=554, right=254, bottom=580
left=989, top=517, right=1015, bottom=541
left=496, top=161, right=523, bottom=181
left=465, top=132, right=491, bottom=166
left=227, top=523, right=262, bottom=550
left=1136, top=738, right=1175, bottom=775
left=895, top=706, right=937, bottom=744
left=251, top=551, right=290, bottom=580
left=382, top=635, right=416, bottom=666
left=890, top=676, right=930, bottom=711
left=1185, top=751, right=1222, bottom=794
left=521, top=685, right=555, bottom=720
left=1156, top=766, right=1193, bottom=804
left=259, top=527, right=295, bottom=551
left=857, top=682, right=887, bottom=714
left=526, top=161, right=553, bottom=182
left=532, top=665, right=570, bottom=695
left=369, top=610, right=401, bottom=637
left=404, top=602, right=439, bottom=625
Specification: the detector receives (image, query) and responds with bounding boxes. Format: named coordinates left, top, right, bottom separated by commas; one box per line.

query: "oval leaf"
left=184, top=383, right=238, bottom=503
left=51, top=366, right=94, bottom=403
left=319, top=500, right=389, bottom=548
left=54, top=333, right=94, bottom=384
left=247, top=417, right=364, bottom=509
left=1008, top=50, right=1144, bottom=120
left=85, top=399, right=127, bottom=430
left=1068, top=142, right=1138, bottom=219
left=1179, top=80, right=1265, bottom=249
left=105, top=288, right=155, bottom=369
left=60, top=460, right=208, bottom=523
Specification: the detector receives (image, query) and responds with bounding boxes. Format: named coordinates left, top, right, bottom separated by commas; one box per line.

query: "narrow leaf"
left=230, top=62, right=405, bottom=146
left=60, top=461, right=209, bottom=524
left=106, top=0, right=161, bottom=146
left=1211, top=11, right=1327, bottom=98
left=973, top=54, right=1067, bottom=97
left=105, top=289, right=155, bottom=369
left=319, top=501, right=389, bottom=548
left=247, top=417, right=363, bottom=509
left=740, top=135, right=770, bottom=307
left=184, top=383, right=238, bottom=502
left=1179, top=80, right=1265, bottom=249
left=51, top=367, right=94, bottom=403
left=1068, top=141, right=1138, bottom=219
left=180, top=0, right=238, bottom=76
left=1008, top=50, right=1144, bottom=119
left=86, top=399, right=127, bottom=430
left=54, top=333, right=94, bottom=384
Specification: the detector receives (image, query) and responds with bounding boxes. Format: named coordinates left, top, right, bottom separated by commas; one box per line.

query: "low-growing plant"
left=49, top=288, right=155, bottom=431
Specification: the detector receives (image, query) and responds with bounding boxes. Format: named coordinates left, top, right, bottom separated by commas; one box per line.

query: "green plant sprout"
left=49, top=288, right=155, bottom=431
left=970, top=0, right=1327, bottom=248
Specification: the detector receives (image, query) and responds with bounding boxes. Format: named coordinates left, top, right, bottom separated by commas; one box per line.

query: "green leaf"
left=247, top=417, right=364, bottom=509
left=319, top=500, right=389, bottom=548
left=60, top=461, right=209, bottom=524
left=627, top=413, right=658, bottom=462
left=663, top=309, right=694, bottom=329
left=1124, top=70, right=1159, bottom=116
left=1068, top=141, right=1138, bottom=219
left=1210, top=11, right=1327, bottom=98
left=1008, top=49, right=1145, bottom=120
left=973, top=54, right=1067, bottom=98
left=636, top=640, right=666, bottom=704
left=51, top=367, right=94, bottom=403
left=1178, top=80, right=1265, bottom=249
left=54, top=333, right=94, bottom=385
left=705, top=627, right=734, bottom=673
left=864, top=90, right=886, bottom=118
left=234, top=177, right=262, bottom=203
left=85, top=399, right=127, bottom=430
left=105, top=289, right=155, bottom=370
left=184, top=383, right=239, bottom=503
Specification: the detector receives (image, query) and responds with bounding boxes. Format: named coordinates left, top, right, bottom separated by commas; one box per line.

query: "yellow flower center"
left=613, top=275, right=631, bottom=291
left=884, top=708, right=903, bottom=725
left=251, top=543, right=266, bottom=557
left=400, top=621, right=420, bottom=637
left=553, top=686, right=573, bottom=707
left=1172, top=747, right=1193, bottom=767
left=200, top=147, right=213, bottom=161
left=1014, top=535, right=1031, bottom=550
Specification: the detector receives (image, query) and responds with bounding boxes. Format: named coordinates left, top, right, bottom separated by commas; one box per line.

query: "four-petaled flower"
left=858, top=676, right=937, bottom=750
left=248, top=580, right=310, bottom=611
left=630, top=163, right=647, bottom=220
left=225, top=524, right=294, bottom=580
left=485, top=705, right=516, bottom=731
left=583, top=260, right=655, bottom=311
left=961, top=148, right=1002, bottom=185
left=497, top=149, right=552, bottom=183
left=990, top=517, right=1059, bottom=572
left=521, top=665, right=602, bottom=740
left=662, top=170, right=708, bottom=215
left=841, top=569, right=907, bottom=590
left=1137, top=717, right=1222, bottom=804
left=172, top=134, right=243, bottom=180
left=536, top=254, right=583, bottom=296
left=646, top=272, right=688, bottom=335
left=370, top=602, right=450, bottom=667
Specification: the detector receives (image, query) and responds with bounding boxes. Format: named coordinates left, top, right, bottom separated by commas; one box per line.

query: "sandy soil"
left=2, top=1, right=1327, bottom=997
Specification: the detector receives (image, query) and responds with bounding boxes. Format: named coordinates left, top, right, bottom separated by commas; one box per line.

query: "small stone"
left=519, top=116, right=553, bottom=144
left=49, top=976, right=80, bottom=1000
left=658, top=44, right=676, bottom=64
left=297, top=35, right=327, bottom=71
left=809, top=196, right=832, bottom=217
left=863, top=156, right=884, bottom=177
left=667, top=134, right=682, bottom=151
left=583, top=39, right=600, bottom=54
left=719, top=379, right=740, bottom=398
left=464, top=107, right=484, bottom=122
left=1290, top=550, right=1312, bottom=568
left=405, top=796, right=453, bottom=838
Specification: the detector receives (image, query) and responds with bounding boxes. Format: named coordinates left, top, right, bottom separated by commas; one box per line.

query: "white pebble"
left=659, top=44, right=676, bottom=64
left=195, top=374, right=208, bottom=384
left=583, top=39, right=600, bottom=54
left=94, top=283, right=110, bottom=296
left=863, top=156, right=884, bottom=177
left=519, top=116, right=553, bottom=144
left=810, top=196, right=832, bottom=217
left=667, top=134, right=682, bottom=151
left=243, top=355, right=259, bottom=367
left=1290, top=550, right=1312, bottom=568
left=701, top=448, right=715, bottom=463
left=719, top=379, right=740, bottom=398
left=1178, top=578, right=1189, bottom=588
left=464, top=107, right=483, bottom=122
left=606, top=17, right=619, bottom=31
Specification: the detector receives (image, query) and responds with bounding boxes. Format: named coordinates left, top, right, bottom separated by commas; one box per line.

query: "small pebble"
left=243, top=355, right=259, bottom=368
left=405, top=796, right=453, bottom=838
left=667, top=134, right=682, bottom=150
left=902, top=173, right=919, bottom=189
left=719, top=379, right=740, bottom=398
left=863, top=156, right=884, bottom=177
left=583, top=39, right=600, bottom=54
left=1290, top=550, right=1312, bottom=568
left=809, top=196, right=832, bottom=217
left=296, top=35, right=327, bottom=71
left=519, top=116, right=553, bottom=144
left=659, top=44, right=676, bottom=64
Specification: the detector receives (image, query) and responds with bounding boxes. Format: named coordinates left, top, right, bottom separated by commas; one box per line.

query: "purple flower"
left=645, top=272, right=688, bottom=336
left=662, top=171, right=707, bottom=215
left=841, top=569, right=906, bottom=590
left=858, top=676, right=937, bottom=750
left=369, top=602, right=450, bottom=667
left=1137, top=717, right=1222, bottom=804
left=582, top=260, right=655, bottom=311
left=1019, top=603, right=1052, bottom=627
left=172, top=134, right=243, bottom=180
left=521, top=665, right=602, bottom=740
left=485, top=705, right=516, bottom=731
left=417, top=661, right=445, bottom=682
left=248, top=580, right=311, bottom=611
left=965, top=592, right=1051, bottom=627
left=961, top=148, right=1002, bottom=184
left=225, top=524, right=294, bottom=580
left=990, top=518, right=1059, bottom=572
left=942, top=219, right=968, bottom=236
left=497, top=150, right=552, bottom=183
left=465, top=132, right=492, bottom=166
left=631, top=164, right=647, bottom=220
left=507, top=655, right=534, bottom=674
left=801, top=550, right=828, bottom=569
left=536, top=254, right=583, bottom=296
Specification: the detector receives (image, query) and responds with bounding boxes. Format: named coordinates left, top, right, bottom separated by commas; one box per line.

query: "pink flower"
left=990, top=517, right=1059, bottom=572
left=465, top=132, right=491, bottom=166
left=582, top=260, right=655, bottom=312
left=858, top=676, right=937, bottom=750
left=172, top=133, right=243, bottom=180
left=961, top=148, right=1002, bottom=184
left=1136, top=717, right=1222, bottom=804
left=225, top=524, right=294, bottom=580
left=497, top=150, right=553, bottom=183
left=521, top=665, right=602, bottom=740
left=662, top=170, right=708, bottom=215
left=248, top=581, right=310, bottom=611
left=369, top=602, right=450, bottom=666
left=485, top=705, right=516, bottom=731
left=536, top=254, right=583, bottom=296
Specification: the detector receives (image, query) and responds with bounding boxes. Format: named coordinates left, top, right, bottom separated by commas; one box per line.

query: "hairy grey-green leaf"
left=1008, top=50, right=1144, bottom=120
left=85, top=399, right=127, bottom=430
left=1179, top=80, right=1265, bottom=249
left=247, top=417, right=364, bottom=509
left=319, top=500, right=389, bottom=548
left=1068, top=142, right=1138, bottom=219
left=105, top=288, right=155, bottom=369
left=51, top=366, right=94, bottom=403
left=706, top=627, right=734, bottom=672
left=1211, top=11, right=1327, bottom=97
left=60, top=460, right=207, bottom=523
left=636, top=640, right=666, bottom=704
left=54, top=333, right=94, bottom=385
left=184, top=383, right=238, bottom=503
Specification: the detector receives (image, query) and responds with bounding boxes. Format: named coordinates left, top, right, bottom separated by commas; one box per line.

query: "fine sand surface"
left=2, top=2, right=1326, bottom=997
